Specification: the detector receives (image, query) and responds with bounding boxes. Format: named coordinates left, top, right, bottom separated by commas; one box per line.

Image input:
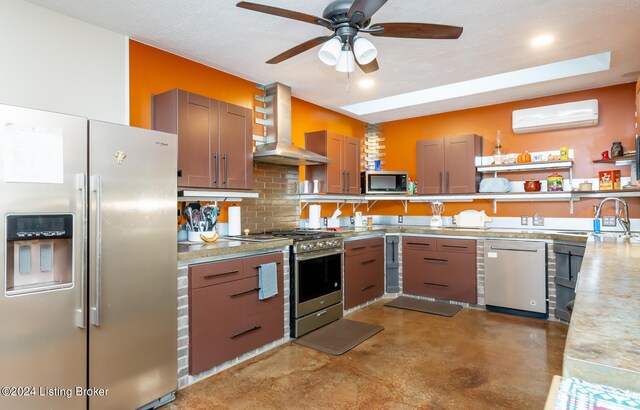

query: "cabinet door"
left=416, top=139, right=445, bottom=194
left=344, top=250, right=383, bottom=309
left=152, top=90, right=217, bottom=188
left=326, top=132, right=344, bottom=193
left=444, top=134, right=480, bottom=193
left=343, top=136, right=360, bottom=193
left=219, top=102, right=253, bottom=190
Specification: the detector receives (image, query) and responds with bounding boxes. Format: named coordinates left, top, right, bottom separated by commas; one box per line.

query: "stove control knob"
left=317, top=241, right=325, bottom=248
left=301, top=244, right=308, bottom=251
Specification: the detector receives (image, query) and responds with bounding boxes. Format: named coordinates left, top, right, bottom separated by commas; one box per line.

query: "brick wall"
left=240, top=163, right=300, bottom=233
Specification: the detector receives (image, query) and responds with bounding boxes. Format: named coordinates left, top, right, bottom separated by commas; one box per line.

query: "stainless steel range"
left=271, top=231, right=343, bottom=337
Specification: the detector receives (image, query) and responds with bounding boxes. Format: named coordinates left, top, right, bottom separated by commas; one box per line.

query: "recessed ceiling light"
left=341, top=52, right=611, bottom=116
left=359, top=79, right=375, bottom=89
left=531, top=34, right=554, bottom=47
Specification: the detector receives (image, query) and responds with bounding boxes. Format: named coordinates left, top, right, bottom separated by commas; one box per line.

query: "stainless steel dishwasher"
left=484, top=240, right=547, bottom=318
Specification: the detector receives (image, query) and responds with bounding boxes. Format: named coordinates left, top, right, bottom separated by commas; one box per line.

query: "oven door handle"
left=295, top=249, right=343, bottom=261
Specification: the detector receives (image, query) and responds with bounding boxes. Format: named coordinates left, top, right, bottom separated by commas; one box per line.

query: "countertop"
left=177, top=238, right=292, bottom=262
left=336, top=225, right=589, bottom=243
left=177, top=225, right=589, bottom=263
left=563, top=235, right=640, bottom=392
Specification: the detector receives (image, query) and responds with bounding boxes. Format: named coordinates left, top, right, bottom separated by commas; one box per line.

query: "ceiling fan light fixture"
left=318, top=36, right=342, bottom=66
left=335, top=47, right=355, bottom=73
left=353, top=36, right=377, bottom=65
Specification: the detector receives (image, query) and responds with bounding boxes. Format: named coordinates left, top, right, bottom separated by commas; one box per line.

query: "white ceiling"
left=26, top=0, right=640, bottom=124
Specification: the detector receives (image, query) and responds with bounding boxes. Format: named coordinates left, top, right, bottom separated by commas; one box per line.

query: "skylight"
left=341, top=52, right=611, bottom=116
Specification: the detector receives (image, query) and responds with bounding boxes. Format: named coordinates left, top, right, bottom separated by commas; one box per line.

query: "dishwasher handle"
left=490, top=245, right=540, bottom=253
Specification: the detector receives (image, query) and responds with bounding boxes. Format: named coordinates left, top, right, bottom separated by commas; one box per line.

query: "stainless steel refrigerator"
left=0, top=104, right=178, bottom=409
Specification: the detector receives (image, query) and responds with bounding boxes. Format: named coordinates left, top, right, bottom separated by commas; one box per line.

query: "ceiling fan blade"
left=369, top=22, right=463, bottom=39
left=348, top=0, right=388, bottom=21
left=236, top=1, right=332, bottom=29
left=266, top=36, right=333, bottom=64
left=357, top=58, right=379, bottom=74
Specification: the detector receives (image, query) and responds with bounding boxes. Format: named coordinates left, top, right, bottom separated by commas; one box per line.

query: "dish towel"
left=555, top=377, right=640, bottom=409
left=258, top=262, right=278, bottom=300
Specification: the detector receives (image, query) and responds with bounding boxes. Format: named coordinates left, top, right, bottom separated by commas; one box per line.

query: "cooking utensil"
left=524, top=180, right=541, bottom=192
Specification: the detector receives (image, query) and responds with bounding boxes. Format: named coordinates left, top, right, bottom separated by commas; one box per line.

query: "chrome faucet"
left=594, top=197, right=631, bottom=237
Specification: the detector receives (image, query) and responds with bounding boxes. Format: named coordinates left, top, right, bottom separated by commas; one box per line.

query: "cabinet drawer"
left=345, top=237, right=384, bottom=254
left=344, top=251, right=384, bottom=309
left=189, top=276, right=284, bottom=374
left=190, top=303, right=283, bottom=374
left=403, top=251, right=476, bottom=304
left=190, top=258, right=244, bottom=289
left=243, top=252, right=284, bottom=278
left=403, top=237, right=436, bottom=251
left=437, top=238, right=476, bottom=254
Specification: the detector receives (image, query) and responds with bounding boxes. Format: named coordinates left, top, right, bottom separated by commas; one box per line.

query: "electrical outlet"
left=533, top=215, right=545, bottom=226
left=323, top=217, right=328, bottom=226
left=520, top=216, right=528, bottom=225
left=350, top=216, right=354, bottom=224
left=602, top=216, right=616, bottom=227
left=398, top=215, right=403, bottom=223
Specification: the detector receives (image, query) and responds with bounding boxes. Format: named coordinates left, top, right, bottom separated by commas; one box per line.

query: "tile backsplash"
left=240, top=163, right=300, bottom=233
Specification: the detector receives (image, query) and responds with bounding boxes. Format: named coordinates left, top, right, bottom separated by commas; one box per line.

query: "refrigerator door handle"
left=74, top=173, right=87, bottom=329
left=90, top=175, right=102, bottom=327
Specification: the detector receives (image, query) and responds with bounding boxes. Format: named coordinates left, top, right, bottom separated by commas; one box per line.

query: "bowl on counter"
left=524, top=179, right=542, bottom=192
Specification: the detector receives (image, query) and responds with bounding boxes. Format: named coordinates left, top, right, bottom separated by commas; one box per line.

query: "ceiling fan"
left=236, top=0, right=463, bottom=74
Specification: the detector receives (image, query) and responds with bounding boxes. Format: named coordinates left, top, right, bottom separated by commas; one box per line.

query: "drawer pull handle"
left=361, top=284, right=375, bottom=291
left=351, top=246, right=367, bottom=251
left=230, top=325, right=262, bottom=339
left=316, top=309, right=328, bottom=317
left=362, top=259, right=376, bottom=265
left=252, top=262, right=281, bottom=269
left=230, top=287, right=260, bottom=297
left=407, top=242, right=431, bottom=246
left=424, top=282, right=448, bottom=288
left=441, top=244, right=468, bottom=249
left=423, top=257, right=448, bottom=262
left=203, top=269, right=240, bottom=279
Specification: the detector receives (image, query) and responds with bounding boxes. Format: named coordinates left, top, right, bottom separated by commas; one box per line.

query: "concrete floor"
left=168, top=300, right=567, bottom=409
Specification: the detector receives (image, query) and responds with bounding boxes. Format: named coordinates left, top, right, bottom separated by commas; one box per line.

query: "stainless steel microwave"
left=361, top=171, right=408, bottom=194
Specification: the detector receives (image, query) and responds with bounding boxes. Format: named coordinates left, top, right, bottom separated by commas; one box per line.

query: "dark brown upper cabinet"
left=416, top=134, right=482, bottom=194
left=305, top=130, right=360, bottom=194
left=152, top=89, right=253, bottom=190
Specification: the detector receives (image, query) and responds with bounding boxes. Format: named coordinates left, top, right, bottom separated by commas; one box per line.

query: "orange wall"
left=128, top=40, right=365, bottom=221
left=129, top=40, right=638, bottom=221
left=379, top=83, right=638, bottom=218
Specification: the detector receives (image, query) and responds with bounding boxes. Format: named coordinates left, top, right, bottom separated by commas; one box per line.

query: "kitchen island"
left=563, top=235, right=640, bottom=392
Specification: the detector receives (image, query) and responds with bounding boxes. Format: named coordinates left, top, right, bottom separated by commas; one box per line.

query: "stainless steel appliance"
left=271, top=231, right=343, bottom=337
left=0, top=104, right=178, bottom=410
left=361, top=171, right=408, bottom=194
left=484, top=240, right=547, bottom=318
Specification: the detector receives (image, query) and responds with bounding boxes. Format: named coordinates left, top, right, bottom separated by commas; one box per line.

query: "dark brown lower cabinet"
left=402, top=237, right=477, bottom=304
left=344, top=237, right=385, bottom=309
left=188, top=252, right=284, bottom=375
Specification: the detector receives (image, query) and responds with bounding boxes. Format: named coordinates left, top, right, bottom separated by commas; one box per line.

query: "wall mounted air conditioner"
left=512, top=99, right=599, bottom=134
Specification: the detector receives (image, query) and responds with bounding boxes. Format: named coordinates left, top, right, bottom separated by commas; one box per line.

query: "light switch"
left=521, top=216, right=528, bottom=225
left=533, top=215, right=545, bottom=226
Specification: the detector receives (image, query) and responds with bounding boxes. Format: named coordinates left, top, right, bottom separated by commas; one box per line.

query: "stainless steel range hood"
left=253, top=83, right=330, bottom=166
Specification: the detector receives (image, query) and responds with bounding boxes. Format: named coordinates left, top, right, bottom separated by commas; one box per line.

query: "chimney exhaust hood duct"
left=253, top=83, right=331, bottom=166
